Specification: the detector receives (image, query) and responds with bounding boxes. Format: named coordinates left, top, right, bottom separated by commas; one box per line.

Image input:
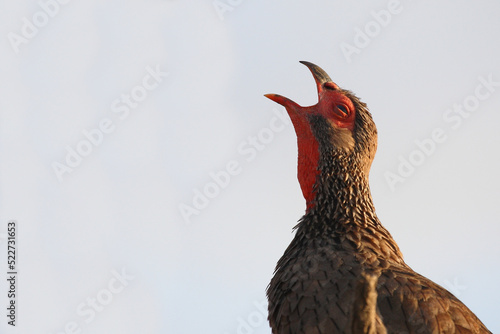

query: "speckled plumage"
left=265, top=62, right=490, bottom=333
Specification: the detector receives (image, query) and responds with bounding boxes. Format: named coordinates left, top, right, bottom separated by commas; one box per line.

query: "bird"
left=264, top=61, right=491, bottom=333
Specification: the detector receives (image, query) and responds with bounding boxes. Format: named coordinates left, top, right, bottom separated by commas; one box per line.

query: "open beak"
left=264, top=61, right=337, bottom=110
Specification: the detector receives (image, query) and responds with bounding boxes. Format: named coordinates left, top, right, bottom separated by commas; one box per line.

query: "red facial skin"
left=265, top=81, right=356, bottom=210
left=318, top=82, right=356, bottom=131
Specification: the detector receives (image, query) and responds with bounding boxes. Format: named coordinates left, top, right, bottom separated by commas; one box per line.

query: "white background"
left=1, top=0, right=499, bottom=333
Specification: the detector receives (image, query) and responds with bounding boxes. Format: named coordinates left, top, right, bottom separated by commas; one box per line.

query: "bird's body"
left=265, top=62, right=490, bottom=333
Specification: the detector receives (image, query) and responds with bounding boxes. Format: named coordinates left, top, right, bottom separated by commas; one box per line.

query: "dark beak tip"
left=299, top=60, right=333, bottom=86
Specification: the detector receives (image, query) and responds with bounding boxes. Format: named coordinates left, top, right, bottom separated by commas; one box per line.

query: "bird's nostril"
left=324, top=82, right=338, bottom=90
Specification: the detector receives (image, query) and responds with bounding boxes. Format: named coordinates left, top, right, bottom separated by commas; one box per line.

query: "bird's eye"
left=337, top=104, right=349, bottom=116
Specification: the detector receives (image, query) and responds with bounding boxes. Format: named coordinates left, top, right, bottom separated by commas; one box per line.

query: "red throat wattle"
left=263, top=94, right=319, bottom=208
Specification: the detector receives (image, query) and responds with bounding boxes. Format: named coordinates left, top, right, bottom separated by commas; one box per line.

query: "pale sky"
left=0, top=1, right=499, bottom=333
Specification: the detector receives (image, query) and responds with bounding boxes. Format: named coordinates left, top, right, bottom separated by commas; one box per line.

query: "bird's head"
left=265, top=61, right=377, bottom=211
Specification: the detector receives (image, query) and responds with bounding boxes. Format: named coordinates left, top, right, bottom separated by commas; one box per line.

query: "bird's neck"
left=305, top=152, right=377, bottom=229
left=296, top=151, right=405, bottom=263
